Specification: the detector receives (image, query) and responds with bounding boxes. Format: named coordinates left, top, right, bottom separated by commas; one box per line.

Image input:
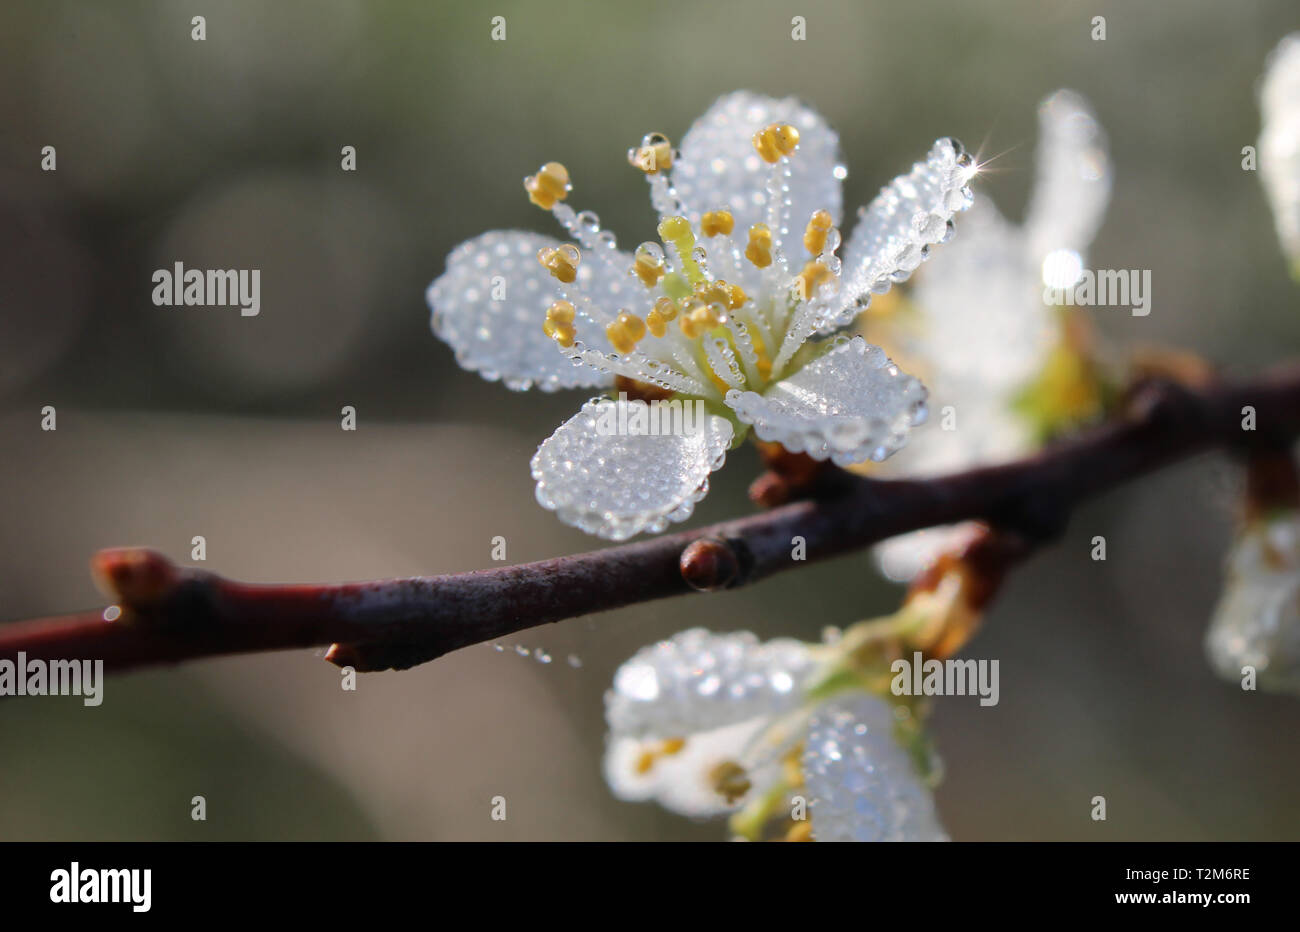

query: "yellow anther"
left=605, top=311, right=647, bottom=354
left=618, top=310, right=647, bottom=343
left=679, top=302, right=721, bottom=339
left=692, top=280, right=725, bottom=305
left=678, top=309, right=704, bottom=339
left=524, top=161, right=570, bottom=210
left=700, top=210, right=735, bottom=237
left=633, top=737, right=686, bottom=775
left=752, top=123, right=801, bottom=163
left=796, top=260, right=835, bottom=301
left=745, top=224, right=773, bottom=268
left=804, top=209, right=835, bottom=256
left=537, top=244, right=580, bottom=284
left=708, top=760, right=752, bottom=804
left=627, top=132, right=674, bottom=174
left=632, top=243, right=665, bottom=288
left=546, top=300, right=575, bottom=326
left=690, top=279, right=745, bottom=311
left=543, top=300, right=577, bottom=348
left=646, top=296, right=678, bottom=339
left=634, top=750, right=656, bottom=775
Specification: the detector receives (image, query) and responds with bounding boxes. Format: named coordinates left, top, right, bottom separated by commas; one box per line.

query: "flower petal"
left=802, top=694, right=948, bottom=842
left=531, top=399, right=733, bottom=540
left=605, top=628, right=817, bottom=740
left=904, top=202, right=1056, bottom=395
left=1205, top=512, right=1300, bottom=693
left=427, top=230, right=621, bottom=391
left=873, top=522, right=988, bottom=584
left=1259, top=34, right=1300, bottom=267
left=1022, top=90, right=1112, bottom=267
left=603, top=718, right=771, bottom=818
left=834, top=138, right=976, bottom=330
left=671, top=91, right=843, bottom=234
left=725, top=336, right=926, bottom=466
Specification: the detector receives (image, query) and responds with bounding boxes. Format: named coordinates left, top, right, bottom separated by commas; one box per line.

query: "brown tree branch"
left=3, top=362, right=1299, bottom=677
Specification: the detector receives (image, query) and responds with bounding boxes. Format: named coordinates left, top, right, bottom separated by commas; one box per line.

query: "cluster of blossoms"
left=429, top=91, right=977, bottom=540
left=425, top=43, right=1300, bottom=838
left=427, top=91, right=980, bottom=839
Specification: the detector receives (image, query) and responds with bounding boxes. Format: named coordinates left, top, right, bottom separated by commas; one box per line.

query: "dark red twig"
left=3, top=363, right=1299, bottom=676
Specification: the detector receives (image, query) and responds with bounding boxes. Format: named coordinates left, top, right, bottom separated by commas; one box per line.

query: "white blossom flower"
left=1205, top=510, right=1300, bottom=693
left=870, top=90, right=1112, bottom=581
left=427, top=92, right=977, bottom=539
left=1259, top=33, right=1300, bottom=277
left=603, top=628, right=947, bottom=841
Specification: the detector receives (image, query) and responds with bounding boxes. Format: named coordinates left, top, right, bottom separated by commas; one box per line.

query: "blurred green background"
left=1, top=0, right=1298, bottom=840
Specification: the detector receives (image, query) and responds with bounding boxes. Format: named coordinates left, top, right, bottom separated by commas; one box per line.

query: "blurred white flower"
left=427, top=92, right=978, bottom=539
left=871, top=90, right=1112, bottom=581
left=603, top=628, right=947, bottom=841
left=1206, top=509, right=1300, bottom=693
left=1259, top=33, right=1300, bottom=276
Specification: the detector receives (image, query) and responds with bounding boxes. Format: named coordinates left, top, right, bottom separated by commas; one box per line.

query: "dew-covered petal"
left=906, top=202, right=1056, bottom=395
left=1022, top=90, right=1112, bottom=269
left=671, top=91, right=843, bottom=235
left=725, top=336, right=927, bottom=467
left=1259, top=33, right=1300, bottom=266
left=603, top=718, right=772, bottom=818
left=834, top=138, right=977, bottom=331
left=1205, top=511, right=1300, bottom=694
left=427, top=230, right=621, bottom=391
left=605, top=628, right=817, bottom=740
left=531, top=399, right=733, bottom=540
left=802, top=694, right=948, bottom=842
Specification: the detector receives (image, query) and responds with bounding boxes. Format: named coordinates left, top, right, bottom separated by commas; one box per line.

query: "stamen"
left=530, top=159, right=620, bottom=281
left=631, top=132, right=689, bottom=218
left=524, top=161, right=570, bottom=210
left=700, top=210, right=746, bottom=291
